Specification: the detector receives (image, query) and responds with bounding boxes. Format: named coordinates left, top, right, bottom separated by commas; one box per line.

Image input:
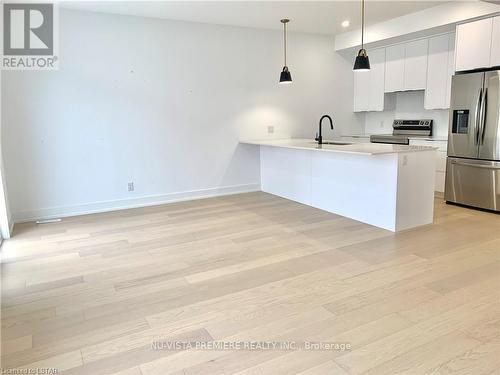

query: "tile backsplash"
left=364, top=91, right=449, bottom=137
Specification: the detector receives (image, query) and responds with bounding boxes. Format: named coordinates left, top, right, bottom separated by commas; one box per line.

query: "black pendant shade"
left=279, top=66, right=292, bottom=84
left=353, top=49, right=370, bottom=71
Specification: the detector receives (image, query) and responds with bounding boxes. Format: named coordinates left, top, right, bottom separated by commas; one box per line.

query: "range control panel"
left=392, top=119, right=433, bottom=135
left=393, top=119, right=433, bottom=127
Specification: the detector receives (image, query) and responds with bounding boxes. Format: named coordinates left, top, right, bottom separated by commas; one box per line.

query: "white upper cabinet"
left=455, top=18, right=493, bottom=72
left=404, top=39, right=428, bottom=90
left=353, top=48, right=385, bottom=112
left=353, top=34, right=457, bottom=112
left=491, top=16, right=500, bottom=68
left=368, top=48, right=386, bottom=111
left=353, top=71, right=370, bottom=112
left=446, top=34, right=456, bottom=106
left=384, top=40, right=428, bottom=92
left=425, top=33, right=455, bottom=110
left=385, top=44, right=405, bottom=92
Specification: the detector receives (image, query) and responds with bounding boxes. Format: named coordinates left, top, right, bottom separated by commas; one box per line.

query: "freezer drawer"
left=445, top=157, right=500, bottom=211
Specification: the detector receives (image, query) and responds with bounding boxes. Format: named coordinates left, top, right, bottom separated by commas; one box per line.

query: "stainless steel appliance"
left=370, top=119, right=433, bottom=145
left=445, top=70, right=500, bottom=212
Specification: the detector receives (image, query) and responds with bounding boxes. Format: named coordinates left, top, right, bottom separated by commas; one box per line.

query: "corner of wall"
left=0, top=69, right=13, bottom=239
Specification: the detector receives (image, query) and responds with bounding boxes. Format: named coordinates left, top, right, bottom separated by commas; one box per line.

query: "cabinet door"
left=409, top=140, right=448, bottom=192
left=353, top=70, right=369, bottom=112
left=445, top=33, right=456, bottom=107
left=491, top=16, right=500, bottom=68
left=404, top=39, right=428, bottom=90
left=455, top=18, right=493, bottom=72
left=385, top=44, right=405, bottom=92
left=425, top=34, right=452, bottom=109
left=368, top=48, right=385, bottom=111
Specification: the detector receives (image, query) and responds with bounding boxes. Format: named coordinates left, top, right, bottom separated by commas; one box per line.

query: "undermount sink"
left=312, top=141, right=352, bottom=146
left=323, top=141, right=352, bottom=145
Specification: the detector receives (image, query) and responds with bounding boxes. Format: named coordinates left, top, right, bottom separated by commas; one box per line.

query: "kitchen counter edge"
left=240, top=139, right=438, bottom=155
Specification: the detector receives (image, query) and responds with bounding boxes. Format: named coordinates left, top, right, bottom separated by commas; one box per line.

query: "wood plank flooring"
left=1, top=192, right=499, bottom=374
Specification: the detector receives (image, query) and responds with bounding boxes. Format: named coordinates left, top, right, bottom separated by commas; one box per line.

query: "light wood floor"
left=1, top=192, right=499, bottom=375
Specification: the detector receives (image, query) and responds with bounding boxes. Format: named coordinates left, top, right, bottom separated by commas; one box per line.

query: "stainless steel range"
left=370, top=119, right=433, bottom=145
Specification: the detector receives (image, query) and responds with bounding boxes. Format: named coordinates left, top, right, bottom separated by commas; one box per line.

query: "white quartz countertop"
left=240, top=138, right=437, bottom=155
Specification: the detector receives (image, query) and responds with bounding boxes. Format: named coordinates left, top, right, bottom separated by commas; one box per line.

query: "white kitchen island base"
left=243, top=139, right=437, bottom=232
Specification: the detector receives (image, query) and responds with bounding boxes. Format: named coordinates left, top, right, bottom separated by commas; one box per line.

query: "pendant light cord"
left=284, top=22, right=287, bottom=67
left=361, top=0, right=365, bottom=49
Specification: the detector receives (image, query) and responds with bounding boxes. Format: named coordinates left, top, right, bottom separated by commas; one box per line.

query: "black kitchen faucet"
left=315, top=115, right=334, bottom=145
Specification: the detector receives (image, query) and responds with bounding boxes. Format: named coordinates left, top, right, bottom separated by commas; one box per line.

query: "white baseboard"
left=13, top=183, right=261, bottom=223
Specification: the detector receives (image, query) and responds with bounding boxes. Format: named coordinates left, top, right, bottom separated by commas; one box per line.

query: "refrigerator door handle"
left=475, top=88, right=483, bottom=145
left=450, top=160, right=500, bottom=170
left=480, top=88, right=488, bottom=144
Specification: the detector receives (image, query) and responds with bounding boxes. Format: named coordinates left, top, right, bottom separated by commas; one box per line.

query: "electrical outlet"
left=267, top=125, right=274, bottom=134
left=380, top=121, right=384, bottom=128
left=128, top=182, right=134, bottom=192
left=403, top=155, right=408, bottom=166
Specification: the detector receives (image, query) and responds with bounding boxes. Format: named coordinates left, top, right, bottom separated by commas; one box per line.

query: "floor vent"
left=36, top=218, right=62, bottom=224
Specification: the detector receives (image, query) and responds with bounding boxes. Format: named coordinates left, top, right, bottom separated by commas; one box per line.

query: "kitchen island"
left=241, top=138, right=437, bottom=232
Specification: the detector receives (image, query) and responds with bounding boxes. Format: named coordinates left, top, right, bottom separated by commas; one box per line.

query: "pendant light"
left=353, top=0, right=370, bottom=71
left=279, top=19, right=292, bottom=84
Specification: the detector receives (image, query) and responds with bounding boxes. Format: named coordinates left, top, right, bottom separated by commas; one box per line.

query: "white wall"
left=364, top=91, right=449, bottom=137
left=2, top=9, right=360, bottom=222
left=0, top=69, right=13, bottom=239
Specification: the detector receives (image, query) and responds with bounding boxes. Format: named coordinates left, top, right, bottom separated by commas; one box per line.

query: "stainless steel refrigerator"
left=445, top=70, right=500, bottom=212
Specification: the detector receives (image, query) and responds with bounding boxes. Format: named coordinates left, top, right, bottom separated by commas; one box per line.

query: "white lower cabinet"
left=260, top=145, right=436, bottom=232
left=409, top=139, right=447, bottom=193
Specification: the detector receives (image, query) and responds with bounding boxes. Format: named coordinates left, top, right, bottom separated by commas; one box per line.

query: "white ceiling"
left=59, top=1, right=452, bottom=35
